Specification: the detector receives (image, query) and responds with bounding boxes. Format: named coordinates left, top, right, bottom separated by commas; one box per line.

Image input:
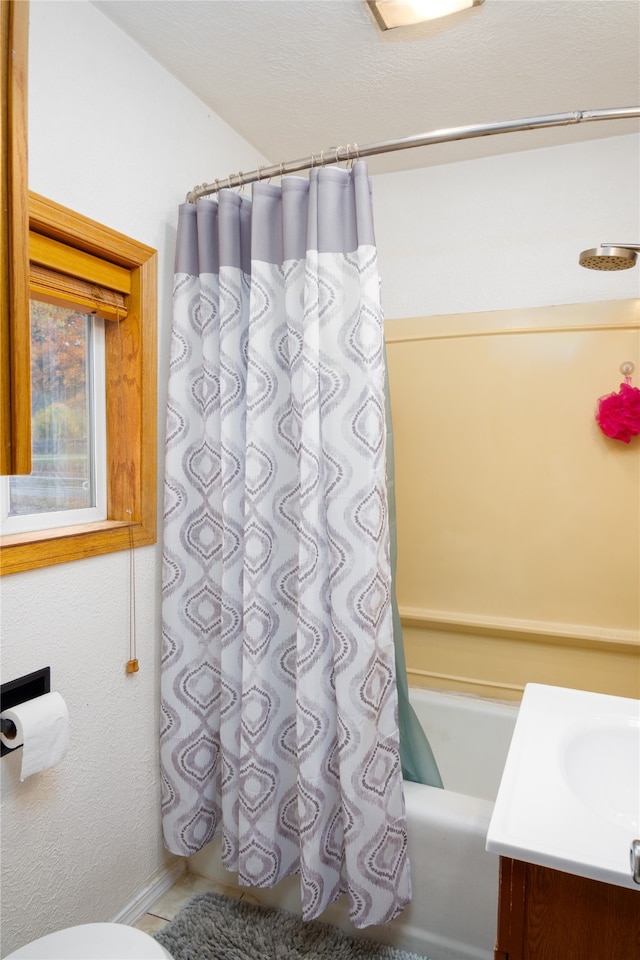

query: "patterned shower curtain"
left=161, top=162, right=411, bottom=928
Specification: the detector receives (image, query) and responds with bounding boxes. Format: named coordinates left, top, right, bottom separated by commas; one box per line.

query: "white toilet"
left=4, top=922, right=174, bottom=959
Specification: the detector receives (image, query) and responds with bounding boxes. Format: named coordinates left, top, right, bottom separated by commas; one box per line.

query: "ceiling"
left=91, top=0, right=640, bottom=178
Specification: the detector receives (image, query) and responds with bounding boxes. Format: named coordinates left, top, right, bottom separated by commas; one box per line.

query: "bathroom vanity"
left=494, top=855, right=640, bottom=960
left=486, top=683, right=640, bottom=960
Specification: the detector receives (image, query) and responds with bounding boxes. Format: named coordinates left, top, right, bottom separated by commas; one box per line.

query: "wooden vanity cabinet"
left=494, top=856, right=640, bottom=960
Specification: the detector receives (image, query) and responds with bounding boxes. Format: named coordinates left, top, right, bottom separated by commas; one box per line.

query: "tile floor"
left=134, top=872, right=262, bottom=937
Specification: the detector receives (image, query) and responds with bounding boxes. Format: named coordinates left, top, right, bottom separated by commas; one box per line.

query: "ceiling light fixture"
left=368, top=0, right=484, bottom=30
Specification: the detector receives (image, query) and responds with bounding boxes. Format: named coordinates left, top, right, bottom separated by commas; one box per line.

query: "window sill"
left=0, top=518, right=156, bottom=575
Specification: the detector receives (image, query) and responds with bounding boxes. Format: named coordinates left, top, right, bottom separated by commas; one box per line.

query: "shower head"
left=579, top=244, right=640, bottom=271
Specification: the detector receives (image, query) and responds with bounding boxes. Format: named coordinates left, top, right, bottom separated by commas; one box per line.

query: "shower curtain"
left=161, top=162, right=414, bottom=928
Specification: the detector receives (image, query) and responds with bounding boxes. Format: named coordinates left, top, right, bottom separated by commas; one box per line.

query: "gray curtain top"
left=175, top=161, right=375, bottom=275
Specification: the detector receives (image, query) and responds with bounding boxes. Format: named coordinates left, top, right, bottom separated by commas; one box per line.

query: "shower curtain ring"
left=279, top=161, right=285, bottom=179
left=257, top=164, right=272, bottom=184
left=214, top=178, right=221, bottom=195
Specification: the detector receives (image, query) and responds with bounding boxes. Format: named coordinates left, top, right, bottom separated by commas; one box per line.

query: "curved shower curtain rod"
left=186, top=106, right=640, bottom=203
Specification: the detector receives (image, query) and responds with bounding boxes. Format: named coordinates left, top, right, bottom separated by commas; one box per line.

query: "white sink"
left=486, top=683, right=640, bottom=891
left=563, top=719, right=639, bottom=832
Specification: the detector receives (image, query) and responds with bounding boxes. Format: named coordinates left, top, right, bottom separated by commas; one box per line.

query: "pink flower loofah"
left=595, top=381, right=640, bottom=443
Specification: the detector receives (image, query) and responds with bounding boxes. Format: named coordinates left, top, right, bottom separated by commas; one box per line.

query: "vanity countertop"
left=486, top=682, right=640, bottom=891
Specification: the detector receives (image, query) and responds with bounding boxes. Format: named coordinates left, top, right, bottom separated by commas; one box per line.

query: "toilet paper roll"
left=0, top=692, right=69, bottom=781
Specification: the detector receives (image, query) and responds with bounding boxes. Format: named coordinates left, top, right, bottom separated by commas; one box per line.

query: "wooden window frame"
left=1, top=0, right=31, bottom=476
left=0, top=193, right=157, bottom=574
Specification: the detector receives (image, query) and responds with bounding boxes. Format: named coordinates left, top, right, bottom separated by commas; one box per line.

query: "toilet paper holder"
left=0, top=667, right=50, bottom=756
left=1, top=717, right=18, bottom=741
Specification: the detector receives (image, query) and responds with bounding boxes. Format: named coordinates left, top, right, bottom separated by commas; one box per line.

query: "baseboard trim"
left=110, top=859, right=187, bottom=925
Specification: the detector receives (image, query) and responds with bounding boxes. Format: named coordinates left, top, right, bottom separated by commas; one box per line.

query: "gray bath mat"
left=154, top=891, right=429, bottom=960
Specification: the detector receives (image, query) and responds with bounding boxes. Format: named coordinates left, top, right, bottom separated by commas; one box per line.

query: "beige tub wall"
left=386, top=299, right=640, bottom=701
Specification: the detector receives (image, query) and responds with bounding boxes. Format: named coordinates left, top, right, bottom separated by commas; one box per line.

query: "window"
left=0, top=193, right=157, bottom=574
left=1, top=300, right=107, bottom=533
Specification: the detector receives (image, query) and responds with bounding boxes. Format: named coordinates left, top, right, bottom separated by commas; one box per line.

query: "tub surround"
left=386, top=300, right=640, bottom=702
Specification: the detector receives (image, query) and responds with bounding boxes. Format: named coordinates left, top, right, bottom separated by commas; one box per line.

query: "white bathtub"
left=189, top=688, right=519, bottom=960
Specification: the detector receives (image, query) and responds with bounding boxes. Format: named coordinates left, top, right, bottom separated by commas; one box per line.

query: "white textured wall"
left=372, top=133, right=640, bottom=318
left=2, top=2, right=639, bottom=957
left=0, top=2, right=266, bottom=956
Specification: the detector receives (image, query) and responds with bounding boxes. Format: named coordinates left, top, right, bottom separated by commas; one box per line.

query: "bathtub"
left=189, top=688, right=519, bottom=960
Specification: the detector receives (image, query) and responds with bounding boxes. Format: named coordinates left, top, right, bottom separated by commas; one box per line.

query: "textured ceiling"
left=91, top=0, right=640, bottom=177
